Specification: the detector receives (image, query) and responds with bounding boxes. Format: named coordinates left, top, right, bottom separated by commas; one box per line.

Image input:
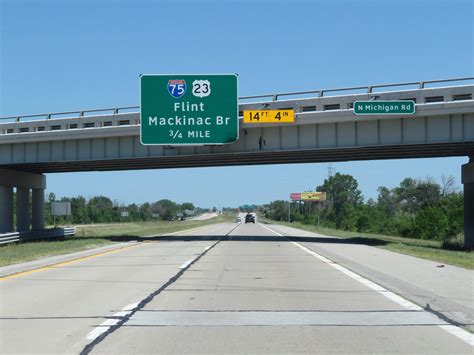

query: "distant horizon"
left=44, top=157, right=468, bottom=209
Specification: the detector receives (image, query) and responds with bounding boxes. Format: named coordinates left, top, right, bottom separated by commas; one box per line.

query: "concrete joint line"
left=125, top=310, right=447, bottom=327
left=259, top=223, right=474, bottom=346
left=80, top=222, right=241, bottom=355
left=86, top=302, right=139, bottom=341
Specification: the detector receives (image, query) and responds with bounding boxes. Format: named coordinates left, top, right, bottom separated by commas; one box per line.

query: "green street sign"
left=140, top=74, right=238, bottom=145
left=353, top=100, right=415, bottom=115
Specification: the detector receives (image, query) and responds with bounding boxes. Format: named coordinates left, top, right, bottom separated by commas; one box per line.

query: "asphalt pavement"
left=0, top=221, right=472, bottom=354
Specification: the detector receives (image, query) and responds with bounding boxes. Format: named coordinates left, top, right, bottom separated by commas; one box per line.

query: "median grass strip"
left=74, top=214, right=231, bottom=239
left=260, top=218, right=473, bottom=269
left=0, top=214, right=232, bottom=267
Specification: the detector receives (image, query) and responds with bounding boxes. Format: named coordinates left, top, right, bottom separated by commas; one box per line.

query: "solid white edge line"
left=438, top=325, right=474, bottom=346
left=259, top=223, right=474, bottom=346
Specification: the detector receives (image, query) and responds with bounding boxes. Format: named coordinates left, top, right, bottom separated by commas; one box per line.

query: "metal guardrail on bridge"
left=0, top=77, right=472, bottom=172
left=0, top=227, right=76, bottom=245
left=1, top=77, right=473, bottom=123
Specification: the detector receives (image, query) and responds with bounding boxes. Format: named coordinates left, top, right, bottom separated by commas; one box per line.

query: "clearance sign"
left=290, top=192, right=327, bottom=201
left=243, top=110, right=294, bottom=123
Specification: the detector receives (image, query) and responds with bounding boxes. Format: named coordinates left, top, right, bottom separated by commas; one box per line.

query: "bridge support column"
left=462, top=158, right=474, bottom=250
left=32, top=188, right=45, bottom=230
left=0, top=185, right=14, bottom=233
left=16, top=187, right=30, bottom=232
left=0, top=169, right=46, bottom=232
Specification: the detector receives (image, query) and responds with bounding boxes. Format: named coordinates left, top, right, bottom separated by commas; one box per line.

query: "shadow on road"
left=62, top=234, right=388, bottom=247
left=33, top=231, right=465, bottom=252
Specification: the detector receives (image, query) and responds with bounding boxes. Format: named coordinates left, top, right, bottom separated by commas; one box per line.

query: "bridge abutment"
left=462, top=158, right=474, bottom=249
left=0, top=169, right=46, bottom=233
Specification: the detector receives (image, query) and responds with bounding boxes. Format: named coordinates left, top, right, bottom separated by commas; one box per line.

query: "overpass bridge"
left=0, top=77, right=473, bottom=246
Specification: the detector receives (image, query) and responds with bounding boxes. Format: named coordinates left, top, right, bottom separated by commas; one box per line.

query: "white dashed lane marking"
left=87, top=303, right=139, bottom=340
left=86, top=243, right=215, bottom=340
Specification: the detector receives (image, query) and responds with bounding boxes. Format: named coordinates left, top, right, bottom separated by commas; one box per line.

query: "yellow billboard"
left=301, top=192, right=326, bottom=201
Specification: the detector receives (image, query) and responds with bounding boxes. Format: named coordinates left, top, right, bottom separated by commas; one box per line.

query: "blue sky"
left=1, top=0, right=473, bottom=207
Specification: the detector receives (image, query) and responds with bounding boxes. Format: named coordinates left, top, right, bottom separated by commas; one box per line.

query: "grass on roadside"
left=0, top=214, right=232, bottom=268
left=74, top=214, right=232, bottom=239
left=260, top=218, right=473, bottom=269
left=0, top=238, right=111, bottom=268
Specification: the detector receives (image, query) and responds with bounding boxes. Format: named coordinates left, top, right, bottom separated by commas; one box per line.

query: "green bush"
left=414, top=206, right=448, bottom=240
left=440, top=193, right=464, bottom=238
left=392, top=212, right=415, bottom=238
left=264, top=175, right=464, bottom=244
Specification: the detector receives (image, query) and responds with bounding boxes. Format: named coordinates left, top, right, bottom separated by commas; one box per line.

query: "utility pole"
left=288, top=201, right=291, bottom=222
left=327, top=164, right=335, bottom=207
left=328, top=163, right=335, bottom=179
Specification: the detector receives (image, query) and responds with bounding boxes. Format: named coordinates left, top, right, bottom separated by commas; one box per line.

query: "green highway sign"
left=353, top=100, right=415, bottom=115
left=140, top=74, right=238, bottom=145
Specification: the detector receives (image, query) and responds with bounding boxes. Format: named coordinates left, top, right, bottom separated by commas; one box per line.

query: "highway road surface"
left=0, top=221, right=472, bottom=354
left=189, top=212, right=220, bottom=221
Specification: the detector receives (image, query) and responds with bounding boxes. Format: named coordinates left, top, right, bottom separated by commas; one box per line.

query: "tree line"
left=264, top=173, right=463, bottom=244
left=44, top=193, right=212, bottom=225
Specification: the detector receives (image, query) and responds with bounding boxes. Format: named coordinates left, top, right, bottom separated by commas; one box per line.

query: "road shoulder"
left=0, top=223, right=226, bottom=278
left=266, top=223, right=474, bottom=333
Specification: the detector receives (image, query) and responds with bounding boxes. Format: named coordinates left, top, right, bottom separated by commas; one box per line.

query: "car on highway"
left=245, top=213, right=255, bottom=224
left=236, top=216, right=242, bottom=222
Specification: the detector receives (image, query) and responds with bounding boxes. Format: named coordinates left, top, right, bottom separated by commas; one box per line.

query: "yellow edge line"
left=0, top=243, right=140, bottom=281
left=0, top=221, right=225, bottom=282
